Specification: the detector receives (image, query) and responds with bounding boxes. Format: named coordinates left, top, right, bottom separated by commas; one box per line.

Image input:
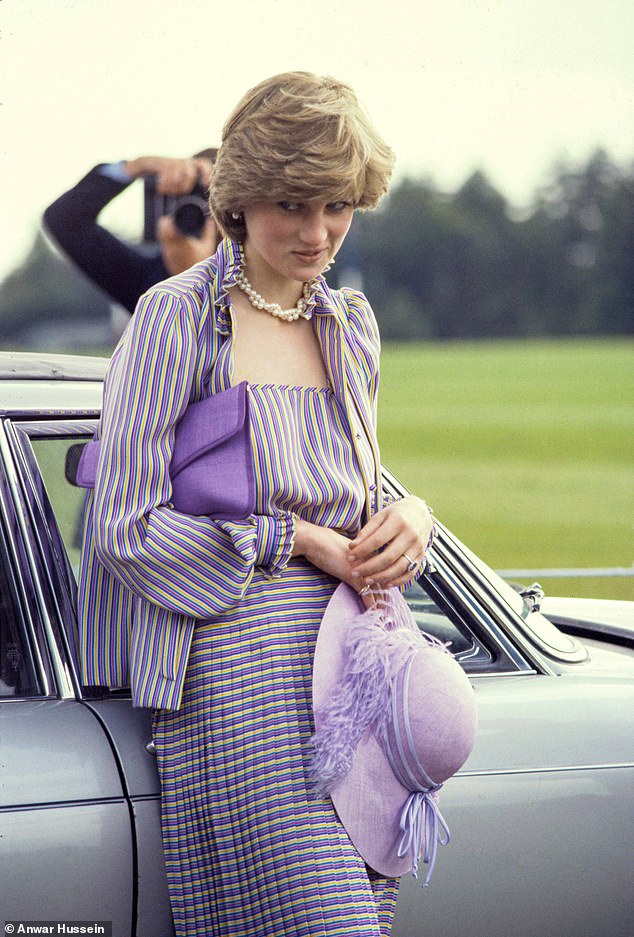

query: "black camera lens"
left=173, top=201, right=207, bottom=238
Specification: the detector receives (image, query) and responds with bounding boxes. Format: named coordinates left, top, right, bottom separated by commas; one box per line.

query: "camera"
left=143, top=174, right=210, bottom=241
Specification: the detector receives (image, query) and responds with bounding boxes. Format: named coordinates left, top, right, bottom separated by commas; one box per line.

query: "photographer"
left=43, top=151, right=219, bottom=314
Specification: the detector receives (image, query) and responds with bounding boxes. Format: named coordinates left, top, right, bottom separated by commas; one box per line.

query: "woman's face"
left=242, top=199, right=354, bottom=285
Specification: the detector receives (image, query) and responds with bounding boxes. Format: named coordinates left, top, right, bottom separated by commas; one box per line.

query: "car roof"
left=0, top=351, right=108, bottom=382
left=0, top=352, right=107, bottom=415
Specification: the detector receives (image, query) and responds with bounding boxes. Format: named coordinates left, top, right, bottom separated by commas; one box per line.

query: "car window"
left=10, top=421, right=96, bottom=583
left=6, top=422, right=98, bottom=685
left=29, top=436, right=89, bottom=576
left=404, top=573, right=496, bottom=671
left=404, top=578, right=474, bottom=655
left=0, top=521, right=42, bottom=697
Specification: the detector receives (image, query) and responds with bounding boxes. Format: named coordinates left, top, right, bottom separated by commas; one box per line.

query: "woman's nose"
left=299, top=209, right=328, bottom=245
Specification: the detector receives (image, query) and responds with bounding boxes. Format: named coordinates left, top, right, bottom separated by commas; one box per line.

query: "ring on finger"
left=358, top=583, right=373, bottom=596
left=403, top=552, right=419, bottom=573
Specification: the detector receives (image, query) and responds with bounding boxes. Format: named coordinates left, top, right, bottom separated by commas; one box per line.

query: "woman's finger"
left=352, top=547, right=423, bottom=586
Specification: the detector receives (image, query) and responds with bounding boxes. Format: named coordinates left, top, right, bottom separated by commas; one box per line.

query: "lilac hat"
left=311, top=583, right=477, bottom=884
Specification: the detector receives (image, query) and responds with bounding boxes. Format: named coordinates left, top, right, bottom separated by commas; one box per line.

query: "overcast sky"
left=1, top=0, right=632, bottom=282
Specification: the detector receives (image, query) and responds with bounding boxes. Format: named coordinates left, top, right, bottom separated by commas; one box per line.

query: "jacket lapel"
left=312, top=291, right=381, bottom=522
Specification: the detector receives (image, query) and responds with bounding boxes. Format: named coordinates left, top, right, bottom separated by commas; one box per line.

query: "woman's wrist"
left=291, top=516, right=312, bottom=558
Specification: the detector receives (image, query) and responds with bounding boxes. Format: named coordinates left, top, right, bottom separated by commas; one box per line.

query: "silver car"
left=1, top=352, right=632, bottom=937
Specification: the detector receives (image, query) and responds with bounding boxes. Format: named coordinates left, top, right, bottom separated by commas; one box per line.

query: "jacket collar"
left=212, top=239, right=345, bottom=333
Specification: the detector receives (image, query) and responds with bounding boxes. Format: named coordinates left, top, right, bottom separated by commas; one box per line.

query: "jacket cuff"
left=254, top=513, right=296, bottom=577
left=97, top=161, right=134, bottom=184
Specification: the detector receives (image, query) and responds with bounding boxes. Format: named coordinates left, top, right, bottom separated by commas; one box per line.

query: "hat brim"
left=312, top=583, right=477, bottom=879
left=331, top=722, right=414, bottom=877
left=312, top=583, right=413, bottom=877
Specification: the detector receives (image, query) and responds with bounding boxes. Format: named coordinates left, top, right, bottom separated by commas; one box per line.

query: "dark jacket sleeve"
left=43, top=165, right=168, bottom=313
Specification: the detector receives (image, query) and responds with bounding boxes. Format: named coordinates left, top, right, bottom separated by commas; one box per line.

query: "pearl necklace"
left=235, top=269, right=312, bottom=322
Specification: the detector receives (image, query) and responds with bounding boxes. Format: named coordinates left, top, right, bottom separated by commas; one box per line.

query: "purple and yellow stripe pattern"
left=78, top=238, right=382, bottom=711
left=248, top=383, right=365, bottom=529
left=153, top=382, right=397, bottom=935
left=77, top=237, right=395, bottom=931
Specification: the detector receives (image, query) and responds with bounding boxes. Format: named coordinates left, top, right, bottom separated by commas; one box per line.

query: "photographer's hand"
left=124, top=156, right=212, bottom=196
left=158, top=216, right=220, bottom=275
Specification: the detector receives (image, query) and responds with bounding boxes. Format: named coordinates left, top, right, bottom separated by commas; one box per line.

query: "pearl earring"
left=231, top=212, right=242, bottom=221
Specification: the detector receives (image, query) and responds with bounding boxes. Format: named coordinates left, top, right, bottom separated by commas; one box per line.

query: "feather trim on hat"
left=310, top=588, right=449, bottom=796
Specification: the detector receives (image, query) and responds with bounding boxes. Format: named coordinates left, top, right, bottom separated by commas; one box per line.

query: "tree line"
left=1, top=148, right=632, bottom=347
left=348, top=148, right=634, bottom=340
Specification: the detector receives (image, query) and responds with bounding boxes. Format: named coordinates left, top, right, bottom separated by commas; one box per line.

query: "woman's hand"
left=292, top=519, right=385, bottom=609
left=347, top=496, right=435, bottom=590
left=292, top=519, right=358, bottom=588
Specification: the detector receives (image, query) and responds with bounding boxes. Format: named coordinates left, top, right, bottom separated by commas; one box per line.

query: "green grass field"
left=377, top=338, right=634, bottom=600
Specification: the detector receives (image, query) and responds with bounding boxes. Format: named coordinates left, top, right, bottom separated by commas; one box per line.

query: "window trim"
left=0, top=418, right=100, bottom=700
left=0, top=423, right=56, bottom=699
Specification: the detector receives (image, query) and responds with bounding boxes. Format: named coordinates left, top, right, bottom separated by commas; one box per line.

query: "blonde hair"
left=209, top=71, right=395, bottom=240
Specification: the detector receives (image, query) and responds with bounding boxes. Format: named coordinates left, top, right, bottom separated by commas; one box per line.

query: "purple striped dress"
left=152, top=382, right=399, bottom=936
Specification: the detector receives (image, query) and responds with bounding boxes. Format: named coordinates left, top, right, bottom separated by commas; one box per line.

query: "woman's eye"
left=278, top=201, right=301, bottom=212
left=327, top=201, right=351, bottom=212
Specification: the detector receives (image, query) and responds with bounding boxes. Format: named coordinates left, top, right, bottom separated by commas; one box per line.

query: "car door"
left=390, top=530, right=634, bottom=937
left=0, top=414, right=172, bottom=935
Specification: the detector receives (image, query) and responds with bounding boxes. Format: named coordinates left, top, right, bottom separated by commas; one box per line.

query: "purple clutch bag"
left=69, top=382, right=256, bottom=520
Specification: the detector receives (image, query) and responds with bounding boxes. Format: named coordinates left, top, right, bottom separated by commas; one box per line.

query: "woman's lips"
left=293, top=248, right=327, bottom=262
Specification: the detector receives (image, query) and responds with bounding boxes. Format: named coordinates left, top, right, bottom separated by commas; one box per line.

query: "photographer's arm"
left=43, top=163, right=166, bottom=313
left=43, top=156, right=216, bottom=313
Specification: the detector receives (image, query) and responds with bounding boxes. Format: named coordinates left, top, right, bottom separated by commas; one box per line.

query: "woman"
left=78, top=72, right=435, bottom=937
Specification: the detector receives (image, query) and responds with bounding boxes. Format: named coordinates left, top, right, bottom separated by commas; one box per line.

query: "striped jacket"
left=78, top=239, right=382, bottom=710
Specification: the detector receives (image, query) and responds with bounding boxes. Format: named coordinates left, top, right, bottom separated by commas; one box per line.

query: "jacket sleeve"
left=43, top=165, right=166, bottom=313
left=92, top=285, right=295, bottom=619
